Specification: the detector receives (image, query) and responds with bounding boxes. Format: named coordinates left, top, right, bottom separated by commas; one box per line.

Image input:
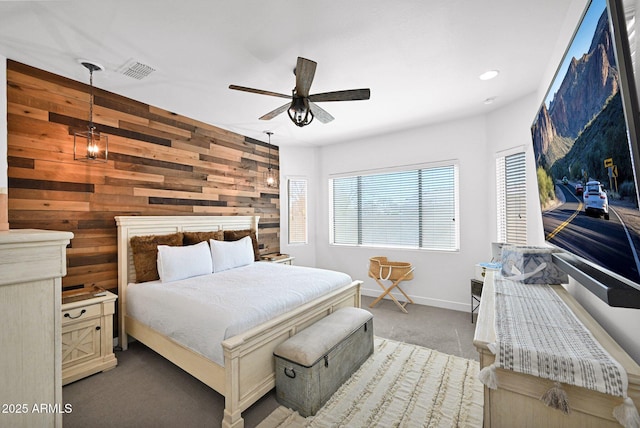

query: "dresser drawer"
left=62, top=303, right=101, bottom=326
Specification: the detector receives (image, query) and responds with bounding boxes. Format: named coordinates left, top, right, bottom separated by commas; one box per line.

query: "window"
left=496, top=151, right=526, bottom=244
left=288, top=178, right=307, bottom=244
left=330, top=163, right=459, bottom=251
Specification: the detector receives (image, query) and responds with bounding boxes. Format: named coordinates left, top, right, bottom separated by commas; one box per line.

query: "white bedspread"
left=126, top=262, right=353, bottom=365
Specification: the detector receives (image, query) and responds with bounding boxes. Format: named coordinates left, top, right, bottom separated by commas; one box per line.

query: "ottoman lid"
left=274, top=307, right=373, bottom=367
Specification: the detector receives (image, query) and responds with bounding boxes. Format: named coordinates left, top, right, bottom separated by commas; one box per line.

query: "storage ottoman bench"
left=273, top=307, right=374, bottom=417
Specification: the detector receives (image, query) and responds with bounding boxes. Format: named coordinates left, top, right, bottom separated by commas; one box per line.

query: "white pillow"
left=157, top=241, right=213, bottom=282
left=210, top=236, right=254, bottom=273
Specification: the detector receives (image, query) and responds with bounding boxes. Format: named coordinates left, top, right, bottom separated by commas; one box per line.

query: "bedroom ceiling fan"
left=229, top=57, right=370, bottom=127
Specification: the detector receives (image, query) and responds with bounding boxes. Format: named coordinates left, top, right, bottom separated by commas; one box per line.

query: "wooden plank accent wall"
left=6, top=60, right=280, bottom=295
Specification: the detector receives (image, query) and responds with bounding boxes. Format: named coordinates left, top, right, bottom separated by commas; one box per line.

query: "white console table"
left=474, top=271, right=640, bottom=427
left=0, top=229, right=73, bottom=428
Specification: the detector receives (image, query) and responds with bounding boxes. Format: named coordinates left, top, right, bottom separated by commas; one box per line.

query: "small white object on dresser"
left=61, top=290, right=118, bottom=385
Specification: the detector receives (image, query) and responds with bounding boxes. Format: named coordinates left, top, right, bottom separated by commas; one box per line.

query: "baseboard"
left=360, top=288, right=470, bottom=313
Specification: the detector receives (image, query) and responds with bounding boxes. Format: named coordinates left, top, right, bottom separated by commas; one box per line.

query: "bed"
left=115, top=215, right=362, bottom=428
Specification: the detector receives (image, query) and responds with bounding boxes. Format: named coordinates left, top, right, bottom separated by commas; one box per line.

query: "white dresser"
left=474, top=271, right=640, bottom=427
left=0, top=229, right=73, bottom=428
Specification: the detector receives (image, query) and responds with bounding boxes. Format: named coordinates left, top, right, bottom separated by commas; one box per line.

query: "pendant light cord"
left=89, top=68, right=95, bottom=131
left=266, top=131, right=273, bottom=169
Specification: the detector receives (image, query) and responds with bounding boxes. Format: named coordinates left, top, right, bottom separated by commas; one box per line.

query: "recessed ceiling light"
left=479, top=70, right=500, bottom=80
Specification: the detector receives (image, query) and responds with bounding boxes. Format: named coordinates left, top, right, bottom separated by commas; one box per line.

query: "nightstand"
left=61, top=290, right=118, bottom=385
left=261, top=254, right=295, bottom=265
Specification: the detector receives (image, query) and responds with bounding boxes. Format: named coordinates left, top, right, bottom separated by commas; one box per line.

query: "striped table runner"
left=478, top=277, right=639, bottom=427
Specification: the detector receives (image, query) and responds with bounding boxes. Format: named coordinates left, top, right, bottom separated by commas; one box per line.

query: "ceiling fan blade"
left=229, top=84, right=291, bottom=99
left=309, top=102, right=334, bottom=124
left=295, top=57, right=317, bottom=97
left=259, top=102, right=291, bottom=120
left=308, top=88, right=370, bottom=102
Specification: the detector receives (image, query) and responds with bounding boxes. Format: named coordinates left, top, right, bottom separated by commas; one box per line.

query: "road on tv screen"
left=542, top=182, right=640, bottom=284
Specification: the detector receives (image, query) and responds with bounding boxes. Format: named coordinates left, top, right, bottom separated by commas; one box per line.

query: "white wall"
left=277, top=0, right=640, bottom=363
left=481, top=0, right=640, bottom=363
left=485, top=91, right=640, bottom=362
left=311, top=116, right=492, bottom=312
left=278, top=145, right=319, bottom=267
left=485, top=92, right=545, bottom=246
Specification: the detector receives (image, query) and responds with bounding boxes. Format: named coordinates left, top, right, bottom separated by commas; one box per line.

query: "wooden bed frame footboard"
left=221, top=281, right=360, bottom=427
left=115, top=215, right=362, bottom=428
left=124, top=279, right=360, bottom=428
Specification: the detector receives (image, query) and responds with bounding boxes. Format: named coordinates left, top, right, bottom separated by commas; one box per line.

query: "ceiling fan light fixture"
left=229, top=57, right=369, bottom=127
left=287, top=94, right=314, bottom=127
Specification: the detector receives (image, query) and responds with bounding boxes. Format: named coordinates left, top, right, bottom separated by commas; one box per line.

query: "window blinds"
left=331, top=164, right=458, bottom=250
left=288, top=178, right=308, bottom=244
left=496, top=152, right=526, bottom=244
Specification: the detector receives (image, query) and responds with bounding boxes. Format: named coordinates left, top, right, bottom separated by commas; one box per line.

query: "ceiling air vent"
left=118, top=60, right=155, bottom=80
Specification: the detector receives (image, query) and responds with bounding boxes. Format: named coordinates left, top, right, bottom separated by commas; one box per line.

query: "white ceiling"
left=0, top=0, right=585, bottom=147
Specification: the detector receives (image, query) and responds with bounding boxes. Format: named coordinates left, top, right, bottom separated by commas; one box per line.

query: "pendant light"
left=264, top=131, right=278, bottom=188
left=74, top=60, right=108, bottom=162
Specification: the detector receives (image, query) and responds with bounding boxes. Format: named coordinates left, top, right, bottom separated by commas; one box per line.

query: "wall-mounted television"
left=531, top=0, right=640, bottom=307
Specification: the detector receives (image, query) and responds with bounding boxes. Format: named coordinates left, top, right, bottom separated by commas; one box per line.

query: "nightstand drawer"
left=62, top=318, right=101, bottom=367
left=62, top=303, right=101, bottom=326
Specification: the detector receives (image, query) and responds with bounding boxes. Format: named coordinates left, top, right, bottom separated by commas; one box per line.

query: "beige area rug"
left=258, top=337, right=483, bottom=428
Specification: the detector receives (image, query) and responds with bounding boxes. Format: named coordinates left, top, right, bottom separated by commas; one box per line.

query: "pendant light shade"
left=264, top=131, right=278, bottom=188
left=74, top=60, right=108, bottom=162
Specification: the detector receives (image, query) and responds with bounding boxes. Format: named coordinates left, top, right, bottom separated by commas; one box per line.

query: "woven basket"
left=368, top=256, right=414, bottom=281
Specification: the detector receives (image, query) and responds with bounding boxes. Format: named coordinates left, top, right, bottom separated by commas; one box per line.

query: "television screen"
left=531, top=0, right=640, bottom=303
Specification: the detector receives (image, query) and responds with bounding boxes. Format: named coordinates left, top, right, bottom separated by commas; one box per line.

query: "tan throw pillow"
left=130, top=232, right=184, bottom=283
left=183, top=230, right=224, bottom=246
left=223, top=229, right=260, bottom=261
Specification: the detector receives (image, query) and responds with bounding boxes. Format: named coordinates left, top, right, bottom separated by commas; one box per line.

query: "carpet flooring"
left=62, top=296, right=478, bottom=427
left=258, top=337, right=483, bottom=428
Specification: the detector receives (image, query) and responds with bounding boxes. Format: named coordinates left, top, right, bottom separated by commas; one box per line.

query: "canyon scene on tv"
left=531, top=0, right=640, bottom=285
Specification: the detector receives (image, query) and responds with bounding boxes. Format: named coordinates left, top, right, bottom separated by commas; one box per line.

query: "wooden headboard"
left=114, top=215, right=259, bottom=342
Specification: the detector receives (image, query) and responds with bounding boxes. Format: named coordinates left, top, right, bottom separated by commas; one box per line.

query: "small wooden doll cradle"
left=368, top=256, right=415, bottom=313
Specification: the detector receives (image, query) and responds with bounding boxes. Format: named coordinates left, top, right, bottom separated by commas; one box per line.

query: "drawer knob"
left=64, top=309, right=86, bottom=320
left=95, top=326, right=101, bottom=331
